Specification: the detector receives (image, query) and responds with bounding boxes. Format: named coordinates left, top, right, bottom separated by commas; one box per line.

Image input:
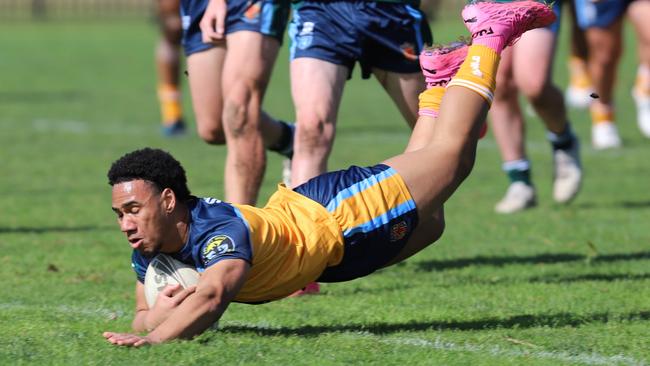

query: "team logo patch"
left=400, top=42, right=418, bottom=61
left=390, top=221, right=409, bottom=242
left=243, top=2, right=261, bottom=23
left=202, top=235, right=236, bottom=262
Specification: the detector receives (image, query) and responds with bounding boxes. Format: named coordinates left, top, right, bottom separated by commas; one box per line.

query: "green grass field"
left=1, top=13, right=650, bottom=365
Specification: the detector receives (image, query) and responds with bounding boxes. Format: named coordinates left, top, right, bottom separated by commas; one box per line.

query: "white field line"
left=2, top=302, right=644, bottom=366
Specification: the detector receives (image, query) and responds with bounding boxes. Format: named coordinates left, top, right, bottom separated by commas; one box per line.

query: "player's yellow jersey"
left=232, top=185, right=344, bottom=302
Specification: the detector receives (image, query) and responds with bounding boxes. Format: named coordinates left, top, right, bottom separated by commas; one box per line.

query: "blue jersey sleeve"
left=131, top=251, right=149, bottom=284
left=198, top=219, right=253, bottom=268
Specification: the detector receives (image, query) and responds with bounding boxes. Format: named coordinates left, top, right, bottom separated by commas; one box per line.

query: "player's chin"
left=139, top=247, right=160, bottom=258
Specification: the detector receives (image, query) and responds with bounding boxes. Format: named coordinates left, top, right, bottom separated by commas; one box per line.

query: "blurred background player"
left=287, top=0, right=433, bottom=188
left=156, top=0, right=186, bottom=136
left=488, top=0, right=582, bottom=213
left=574, top=0, right=650, bottom=149
left=564, top=0, right=594, bottom=110
left=186, top=0, right=294, bottom=205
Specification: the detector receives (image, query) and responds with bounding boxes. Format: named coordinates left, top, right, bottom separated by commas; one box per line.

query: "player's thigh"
left=511, top=28, right=556, bottom=96
left=372, top=69, right=423, bottom=128
left=493, top=46, right=516, bottom=101
left=222, top=31, right=281, bottom=94
left=290, top=58, right=348, bottom=126
left=628, top=1, right=650, bottom=61
left=186, top=47, right=227, bottom=131
left=384, top=207, right=445, bottom=267
left=157, top=0, right=182, bottom=42
left=585, top=21, right=623, bottom=66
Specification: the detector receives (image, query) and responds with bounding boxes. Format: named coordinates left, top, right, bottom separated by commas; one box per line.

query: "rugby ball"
left=144, top=254, right=200, bottom=307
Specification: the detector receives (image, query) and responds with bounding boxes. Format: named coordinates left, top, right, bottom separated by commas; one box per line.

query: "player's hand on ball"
left=103, top=332, right=152, bottom=347
left=145, top=284, right=197, bottom=331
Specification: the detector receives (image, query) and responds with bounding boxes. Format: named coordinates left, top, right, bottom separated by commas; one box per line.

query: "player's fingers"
left=200, top=16, right=216, bottom=43
left=160, top=283, right=181, bottom=297
left=215, top=8, right=226, bottom=38
left=172, top=285, right=197, bottom=303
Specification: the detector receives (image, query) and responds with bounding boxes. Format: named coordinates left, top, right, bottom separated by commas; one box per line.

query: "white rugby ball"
left=144, top=254, right=200, bottom=307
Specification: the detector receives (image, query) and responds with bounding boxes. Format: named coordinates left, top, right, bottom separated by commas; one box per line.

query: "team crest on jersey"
left=297, top=21, right=315, bottom=50
left=400, top=43, right=418, bottom=61
left=390, top=221, right=409, bottom=242
left=243, top=1, right=261, bottom=23
left=202, top=235, right=236, bottom=262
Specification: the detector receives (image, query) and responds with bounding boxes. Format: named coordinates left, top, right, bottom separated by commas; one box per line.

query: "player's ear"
left=160, top=188, right=176, bottom=213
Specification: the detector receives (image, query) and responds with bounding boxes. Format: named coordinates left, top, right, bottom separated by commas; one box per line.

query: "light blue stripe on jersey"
left=342, top=200, right=416, bottom=237
left=261, top=2, right=273, bottom=35
left=231, top=205, right=251, bottom=233
left=287, top=10, right=300, bottom=60
left=324, top=167, right=397, bottom=212
left=405, top=4, right=423, bottom=51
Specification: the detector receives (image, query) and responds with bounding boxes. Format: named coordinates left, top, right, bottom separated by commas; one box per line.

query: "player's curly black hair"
left=107, top=148, right=191, bottom=201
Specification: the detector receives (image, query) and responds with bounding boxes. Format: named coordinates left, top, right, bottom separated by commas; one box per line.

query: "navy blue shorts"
left=288, top=0, right=432, bottom=79
left=573, top=0, right=632, bottom=29
left=294, top=164, right=419, bottom=282
left=181, top=0, right=290, bottom=56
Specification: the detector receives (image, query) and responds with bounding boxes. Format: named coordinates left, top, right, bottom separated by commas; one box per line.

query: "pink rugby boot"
left=420, top=41, right=488, bottom=138
left=420, top=41, right=468, bottom=90
left=462, top=0, right=556, bottom=52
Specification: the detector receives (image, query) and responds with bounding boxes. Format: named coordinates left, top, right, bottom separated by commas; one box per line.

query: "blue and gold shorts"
left=294, top=164, right=418, bottom=282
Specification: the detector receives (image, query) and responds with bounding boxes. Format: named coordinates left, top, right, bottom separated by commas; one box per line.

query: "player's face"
left=111, top=180, right=168, bottom=257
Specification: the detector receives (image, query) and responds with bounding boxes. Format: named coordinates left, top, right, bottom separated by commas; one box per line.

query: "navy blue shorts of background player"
left=573, top=0, right=633, bottom=29
left=181, top=0, right=290, bottom=56
left=288, top=0, right=433, bottom=79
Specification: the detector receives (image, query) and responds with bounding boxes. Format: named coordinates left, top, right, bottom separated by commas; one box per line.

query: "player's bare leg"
left=290, top=58, right=348, bottom=187
left=156, top=0, right=185, bottom=136
left=628, top=0, right=650, bottom=138
left=585, top=19, right=624, bottom=149
left=565, top=1, right=593, bottom=109
left=221, top=31, right=291, bottom=204
left=384, top=0, right=556, bottom=262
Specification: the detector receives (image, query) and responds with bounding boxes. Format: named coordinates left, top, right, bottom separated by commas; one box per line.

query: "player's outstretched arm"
left=104, top=259, right=250, bottom=347
left=131, top=282, right=197, bottom=333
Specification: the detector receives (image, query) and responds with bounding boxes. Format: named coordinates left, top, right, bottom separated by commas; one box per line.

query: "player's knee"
left=520, top=79, right=547, bottom=101
left=161, top=17, right=182, bottom=45
left=295, top=114, right=334, bottom=148
left=196, top=119, right=226, bottom=144
left=223, top=87, right=260, bottom=139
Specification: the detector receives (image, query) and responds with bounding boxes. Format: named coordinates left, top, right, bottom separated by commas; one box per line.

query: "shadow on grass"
left=220, top=311, right=650, bottom=337
left=416, top=252, right=650, bottom=271
left=528, top=273, right=650, bottom=284
left=0, top=225, right=110, bottom=234
left=574, top=200, right=650, bottom=210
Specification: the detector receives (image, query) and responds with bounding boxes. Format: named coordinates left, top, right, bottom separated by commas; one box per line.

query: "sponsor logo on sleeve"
left=202, top=235, right=236, bottom=262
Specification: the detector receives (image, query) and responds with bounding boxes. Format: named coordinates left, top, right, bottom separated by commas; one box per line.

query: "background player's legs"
left=628, top=0, right=650, bottom=138
left=493, top=28, right=581, bottom=211
left=565, top=0, right=593, bottom=109
left=221, top=31, right=288, bottom=204
left=290, top=58, right=348, bottom=187
left=584, top=19, right=624, bottom=149
left=489, top=44, right=536, bottom=213
left=156, top=0, right=185, bottom=136
left=372, top=69, right=423, bottom=129
left=186, top=47, right=227, bottom=144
